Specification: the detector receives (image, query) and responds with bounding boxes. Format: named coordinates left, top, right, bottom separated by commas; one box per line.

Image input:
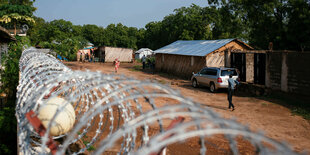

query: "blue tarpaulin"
left=57, top=54, right=62, bottom=60
left=57, top=54, right=68, bottom=61
left=83, top=47, right=95, bottom=50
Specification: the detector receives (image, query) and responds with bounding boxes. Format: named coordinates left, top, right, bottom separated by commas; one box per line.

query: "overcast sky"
left=34, top=0, right=208, bottom=28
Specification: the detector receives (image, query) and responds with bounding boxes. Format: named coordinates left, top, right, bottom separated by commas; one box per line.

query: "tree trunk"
left=14, top=22, right=16, bottom=36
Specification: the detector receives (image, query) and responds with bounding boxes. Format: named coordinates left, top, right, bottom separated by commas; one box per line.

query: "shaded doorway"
left=254, top=53, right=266, bottom=85
left=231, top=53, right=246, bottom=82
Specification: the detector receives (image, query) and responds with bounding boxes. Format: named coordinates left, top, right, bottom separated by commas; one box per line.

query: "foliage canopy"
left=206, top=0, right=310, bottom=50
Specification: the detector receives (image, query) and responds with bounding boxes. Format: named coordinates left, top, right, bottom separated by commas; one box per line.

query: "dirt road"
left=64, top=61, right=310, bottom=153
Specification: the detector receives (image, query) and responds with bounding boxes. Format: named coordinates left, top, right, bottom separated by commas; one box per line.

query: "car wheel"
left=192, top=79, right=198, bottom=88
left=210, top=82, right=216, bottom=93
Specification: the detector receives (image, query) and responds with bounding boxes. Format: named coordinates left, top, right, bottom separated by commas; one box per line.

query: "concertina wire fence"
left=15, top=47, right=300, bottom=155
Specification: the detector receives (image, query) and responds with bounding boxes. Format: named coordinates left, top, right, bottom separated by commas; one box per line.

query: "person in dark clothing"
left=227, top=74, right=240, bottom=111
left=85, top=53, right=89, bottom=62
left=142, top=55, right=146, bottom=69
left=150, top=61, right=155, bottom=74
left=147, top=58, right=151, bottom=68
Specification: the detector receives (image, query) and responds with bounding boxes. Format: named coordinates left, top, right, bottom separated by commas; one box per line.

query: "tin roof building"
left=154, top=39, right=253, bottom=79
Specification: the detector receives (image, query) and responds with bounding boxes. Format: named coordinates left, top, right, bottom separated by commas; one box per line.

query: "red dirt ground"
left=64, top=61, right=310, bottom=154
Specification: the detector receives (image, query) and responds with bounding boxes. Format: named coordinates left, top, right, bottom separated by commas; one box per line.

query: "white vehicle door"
left=205, top=69, right=217, bottom=86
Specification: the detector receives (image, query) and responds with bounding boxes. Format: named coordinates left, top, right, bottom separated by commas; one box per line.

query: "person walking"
left=142, top=55, right=146, bottom=69
left=227, top=74, right=239, bottom=111
left=85, top=53, right=89, bottom=62
left=79, top=51, right=82, bottom=63
left=81, top=52, right=85, bottom=63
left=114, top=58, right=120, bottom=73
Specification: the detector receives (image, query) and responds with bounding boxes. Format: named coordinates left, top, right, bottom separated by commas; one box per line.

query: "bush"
left=0, top=36, right=30, bottom=155
left=135, top=58, right=142, bottom=63
left=1, top=36, right=30, bottom=99
left=38, top=37, right=87, bottom=61
left=147, top=56, right=155, bottom=64
left=0, top=106, right=17, bottom=155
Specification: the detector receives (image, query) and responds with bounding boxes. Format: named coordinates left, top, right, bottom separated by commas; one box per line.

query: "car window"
left=221, top=69, right=237, bottom=76
left=200, top=68, right=208, bottom=74
left=206, top=69, right=217, bottom=76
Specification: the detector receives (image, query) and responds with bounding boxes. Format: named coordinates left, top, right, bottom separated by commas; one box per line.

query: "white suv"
left=191, top=67, right=239, bottom=93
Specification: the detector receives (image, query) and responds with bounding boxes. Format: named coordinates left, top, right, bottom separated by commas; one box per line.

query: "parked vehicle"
left=191, top=67, right=239, bottom=93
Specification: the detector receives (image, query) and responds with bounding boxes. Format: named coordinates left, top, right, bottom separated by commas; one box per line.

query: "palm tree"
left=0, top=13, right=35, bottom=35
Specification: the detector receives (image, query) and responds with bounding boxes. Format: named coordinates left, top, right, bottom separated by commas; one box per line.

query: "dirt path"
left=64, top=61, right=310, bottom=153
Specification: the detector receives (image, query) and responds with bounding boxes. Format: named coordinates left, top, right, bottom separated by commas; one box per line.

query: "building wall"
left=246, top=53, right=254, bottom=83
left=155, top=54, right=206, bottom=79
left=206, top=51, right=225, bottom=67
left=220, top=41, right=251, bottom=68
left=155, top=40, right=251, bottom=79
left=230, top=50, right=310, bottom=96
left=265, top=51, right=310, bottom=96
left=76, top=49, right=91, bottom=62
left=104, top=47, right=133, bottom=62
left=286, top=52, right=310, bottom=95
left=222, top=41, right=254, bottom=82
left=266, top=52, right=283, bottom=90
left=98, top=46, right=105, bottom=62
left=218, top=41, right=247, bottom=52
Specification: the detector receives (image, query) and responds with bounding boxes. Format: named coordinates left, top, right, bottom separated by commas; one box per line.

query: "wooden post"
left=281, top=52, right=288, bottom=92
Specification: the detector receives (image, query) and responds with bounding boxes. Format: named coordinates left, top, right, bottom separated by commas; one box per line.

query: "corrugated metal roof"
left=154, top=39, right=235, bottom=56
left=0, top=26, right=16, bottom=42
left=86, top=42, right=94, bottom=46
left=135, top=48, right=153, bottom=54
left=83, top=46, right=95, bottom=50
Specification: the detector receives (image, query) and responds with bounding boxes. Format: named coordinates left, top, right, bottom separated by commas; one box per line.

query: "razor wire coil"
left=16, top=47, right=300, bottom=155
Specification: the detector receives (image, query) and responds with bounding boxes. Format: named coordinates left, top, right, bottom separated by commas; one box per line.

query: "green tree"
left=56, top=36, right=88, bottom=61
left=0, top=37, right=28, bottom=155
left=1, top=0, right=36, bottom=5
left=144, top=4, right=242, bottom=50
left=0, top=3, right=35, bottom=154
left=29, top=19, right=70, bottom=43
left=0, top=36, right=31, bottom=98
left=144, top=21, right=163, bottom=50
left=81, top=24, right=104, bottom=46
left=207, top=0, right=310, bottom=50
left=72, top=24, right=83, bottom=37
left=48, top=19, right=75, bottom=41
left=29, top=19, right=88, bottom=61
left=0, top=106, right=17, bottom=154
left=286, top=0, right=310, bottom=51
left=0, top=2, right=36, bottom=35
left=27, top=16, right=46, bottom=45
left=210, top=5, right=247, bottom=40
left=102, top=23, right=140, bottom=49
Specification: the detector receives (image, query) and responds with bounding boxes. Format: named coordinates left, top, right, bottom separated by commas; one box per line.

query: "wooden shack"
left=154, top=39, right=253, bottom=79
left=96, top=46, right=133, bottom=62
